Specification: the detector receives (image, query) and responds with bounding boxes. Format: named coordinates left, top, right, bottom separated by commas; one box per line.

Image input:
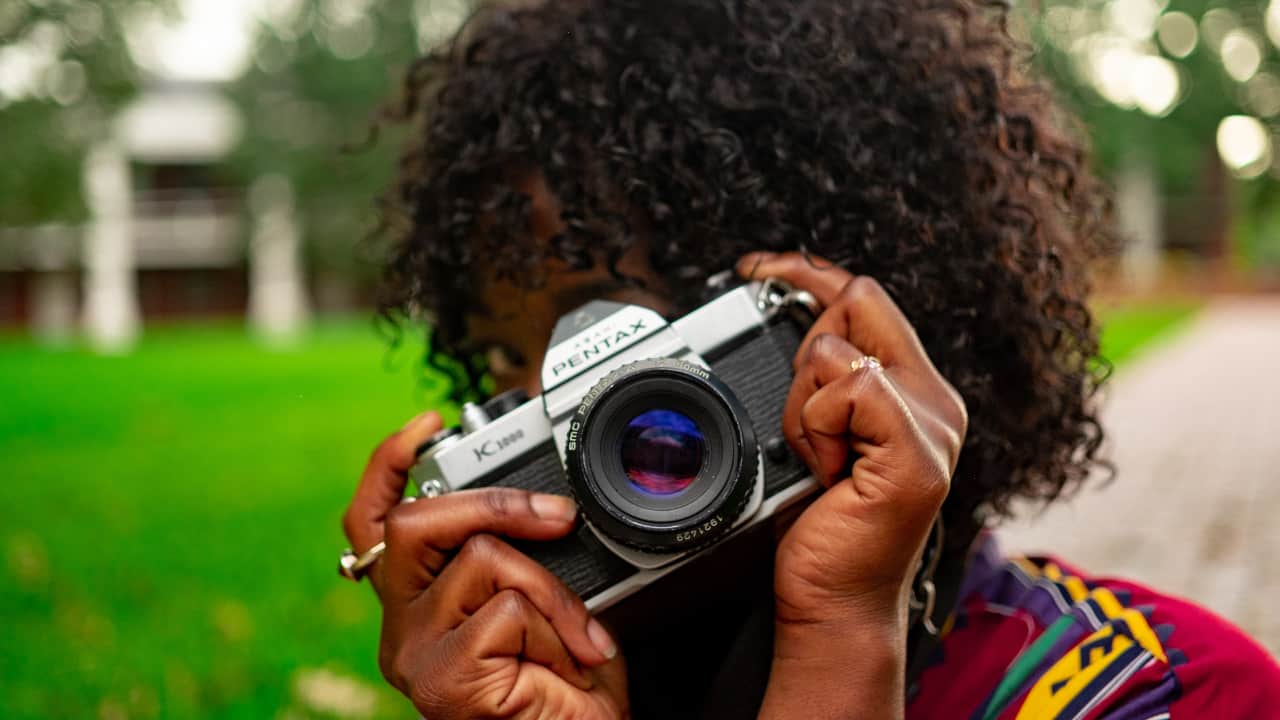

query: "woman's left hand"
left=736, top=252, right=968, bottom=719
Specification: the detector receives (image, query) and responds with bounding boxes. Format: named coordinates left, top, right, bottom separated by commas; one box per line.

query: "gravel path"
left=998, top=298, right=1280, bottom=657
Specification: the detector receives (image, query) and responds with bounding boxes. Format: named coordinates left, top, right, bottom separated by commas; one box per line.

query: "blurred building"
left=0, top=80, right=308, bottom=348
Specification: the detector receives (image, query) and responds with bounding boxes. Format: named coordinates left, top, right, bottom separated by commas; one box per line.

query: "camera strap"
left=905, top=515, right=977, bottom=693
left=908, top=514, right=945, bottom=636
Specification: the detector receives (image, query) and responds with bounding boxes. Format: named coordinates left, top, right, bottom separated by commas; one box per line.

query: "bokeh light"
left=0, top=19, right=64, bottom=104
left=1083, top=36, right=1139, bottom=109
left=1267, top=0, right=1280, bottom=51
left=46, top=60, right=87, bottom=106
left=1108, top=0, right=1164, bottom=42
left=1157, top=11, right=1198, bottom=59
left=1132, top=55, right=1181, bottom=117
left=125, top=0, right=258, bottom=82
left=317, top=0, right=377, bottom=60
left=1201, top=8, right=1241, bottom=52
left=1078, top=32, right=1180, bottom=117
left=414, top=0, right=469, bottom=52
left=1247, top=72, right=1280, bottom=118
left=1221, top=29, right=1263, bottom=83
left=256, top=0, right=305, bottom=40
left=1217, top=114, right=1272, bottom=178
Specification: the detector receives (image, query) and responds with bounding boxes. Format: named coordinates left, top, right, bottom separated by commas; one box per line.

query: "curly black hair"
left=375, top=0, right=1117, bottom=549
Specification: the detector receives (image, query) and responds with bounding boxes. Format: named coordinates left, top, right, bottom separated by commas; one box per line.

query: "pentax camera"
left=409, top=273, right=822, bottom=611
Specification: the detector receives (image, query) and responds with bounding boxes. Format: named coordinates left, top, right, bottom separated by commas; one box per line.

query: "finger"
left=587, top=648, right=629, bottom=714
left=425, top=533, right=616, bottom=667
left=801, top=278, right=928, bottom=373
left=801, top=335, right=965, bottom=478
left=737, top=252, right=930, bottom=370
left=343, top=411, right=444, bottom=553
left=506, top=663, right=625, bottom=720
left=802, top=367, right=950, bottom=515
left=454, top=589, right=593, bottom=692
left=782, top=333, right=864, bottom=485
left=735, top=251, right=853, bottom=306
left=382, top=488, right=578, bottom=596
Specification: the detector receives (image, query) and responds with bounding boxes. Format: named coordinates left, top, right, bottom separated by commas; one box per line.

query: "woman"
left=341, top=1, right=1280, bottom=717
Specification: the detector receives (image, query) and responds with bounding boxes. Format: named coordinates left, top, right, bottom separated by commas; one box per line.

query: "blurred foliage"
left=5, top=0, right=1280, bottom=267
left=1229, top=174, right=1280, bottom=268
left=224, top=0, right=435, bottom=283
left=1023, top=0, right=1280, bottom=266
left=0, top=0, right=169, bottom=225
left=1026, top=1, right=1234, bottom=193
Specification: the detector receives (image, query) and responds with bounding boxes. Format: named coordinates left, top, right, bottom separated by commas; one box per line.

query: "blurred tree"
left=229, top=0, right=1280, bottom=278
left=1025, top=1, right=1236, bottom=188
left=225, top=0, right=470, bottom=291
left=0, top=0, right=168, bottom=225
left=1023, top=0, right=1280, bottom=266
left=7, top=0, right=1279, bottom=274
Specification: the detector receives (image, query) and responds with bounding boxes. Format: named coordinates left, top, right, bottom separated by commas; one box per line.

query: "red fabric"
left=906, top=547, right=1280, bottom=720
left=910, top=597, right=1042, bottom=718
left=1102, top=577, right=1280, bottom=719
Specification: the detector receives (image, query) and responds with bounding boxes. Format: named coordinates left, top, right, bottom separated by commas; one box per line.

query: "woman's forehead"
left=465, top=263, right=672, bottom=349
left=473, top=271, right=626, bottom=321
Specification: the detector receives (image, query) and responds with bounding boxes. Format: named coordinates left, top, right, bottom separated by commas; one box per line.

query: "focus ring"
left=611, top=449, right=757, bottom=555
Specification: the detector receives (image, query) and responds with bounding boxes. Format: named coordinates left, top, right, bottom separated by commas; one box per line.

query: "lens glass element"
left=618, top=409, right=705, bottom=496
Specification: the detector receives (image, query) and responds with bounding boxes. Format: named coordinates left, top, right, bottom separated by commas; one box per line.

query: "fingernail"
left=587, top=618, right=617, bottom=660
left=530, top=493, right=577, bottom=522
left=402, top=410, right=439, bottom=431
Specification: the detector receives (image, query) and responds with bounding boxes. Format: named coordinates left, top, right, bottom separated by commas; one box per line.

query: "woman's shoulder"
left=908, top=536, right=1280, bottom=719
left=1070, top=568, right=1280, bottom=718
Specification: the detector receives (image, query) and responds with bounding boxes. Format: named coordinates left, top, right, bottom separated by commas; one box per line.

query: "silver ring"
left=338, top=496, right=420, bottom=582
left=851, top=355, right=883, bottom=373
left=338, top=541, right=385, bottom=582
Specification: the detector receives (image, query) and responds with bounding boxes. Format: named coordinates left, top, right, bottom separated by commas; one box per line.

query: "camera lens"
left=619, top=409, right=705, bottom=496
left=564, top=357, right=759, bottom=553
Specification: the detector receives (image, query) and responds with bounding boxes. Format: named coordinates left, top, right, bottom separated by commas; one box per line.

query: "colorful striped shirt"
left=906, top=534, right=1280, bottom=719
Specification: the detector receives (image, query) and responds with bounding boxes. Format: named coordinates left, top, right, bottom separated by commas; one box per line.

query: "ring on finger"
left=337, top=496, right=418, bottom=583
left=851, top=354, right=883, bottom=373
left=339, top=541, right=386, bottom=582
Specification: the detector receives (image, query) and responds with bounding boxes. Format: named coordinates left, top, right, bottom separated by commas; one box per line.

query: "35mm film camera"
left=410, top=274, right=821, bottom=611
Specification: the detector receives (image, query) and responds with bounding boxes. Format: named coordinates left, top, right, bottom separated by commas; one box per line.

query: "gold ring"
left=851, top=355, right=883, bottom=373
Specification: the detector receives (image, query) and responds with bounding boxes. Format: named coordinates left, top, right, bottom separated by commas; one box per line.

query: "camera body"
left=410, top=276, right=820, bottom=611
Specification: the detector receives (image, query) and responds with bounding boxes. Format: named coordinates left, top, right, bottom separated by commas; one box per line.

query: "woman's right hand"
left=343, top=411, right=629, bottom=719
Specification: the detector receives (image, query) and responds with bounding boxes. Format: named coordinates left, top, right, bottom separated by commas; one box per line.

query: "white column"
left=29, top=225, right=78, bottom=345
left=1117, top=154, right=1163, bottom=293
left=31, top=271, right=78, bottom=345
left=82, top=142, right=140, bottom=352
left=247, top=174, right=310, bottom=343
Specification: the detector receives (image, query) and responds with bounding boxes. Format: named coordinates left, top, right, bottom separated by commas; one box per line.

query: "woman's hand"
left=737, top=253, right=967, bottom=719
left=342, top=413, right=629, bottom=719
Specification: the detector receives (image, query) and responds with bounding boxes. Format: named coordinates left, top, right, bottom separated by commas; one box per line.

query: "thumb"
left=508, top=661, right=627, bottom=720
left=589, top=652, right=629, bottom=716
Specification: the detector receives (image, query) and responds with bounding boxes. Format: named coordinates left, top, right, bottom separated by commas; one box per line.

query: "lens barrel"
left=564, top=357, right=759, bottom=553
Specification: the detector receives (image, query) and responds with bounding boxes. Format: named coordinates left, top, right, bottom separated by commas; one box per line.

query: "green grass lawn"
left=1097, top=300, right=1201, bottom=367
left=0, top=302, right=1200, bottom=718
left=0, top=321, right=451, bottom=719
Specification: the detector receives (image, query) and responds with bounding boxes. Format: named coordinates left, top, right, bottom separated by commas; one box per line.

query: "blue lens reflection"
left=618, top=409, right=705, bottom=496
